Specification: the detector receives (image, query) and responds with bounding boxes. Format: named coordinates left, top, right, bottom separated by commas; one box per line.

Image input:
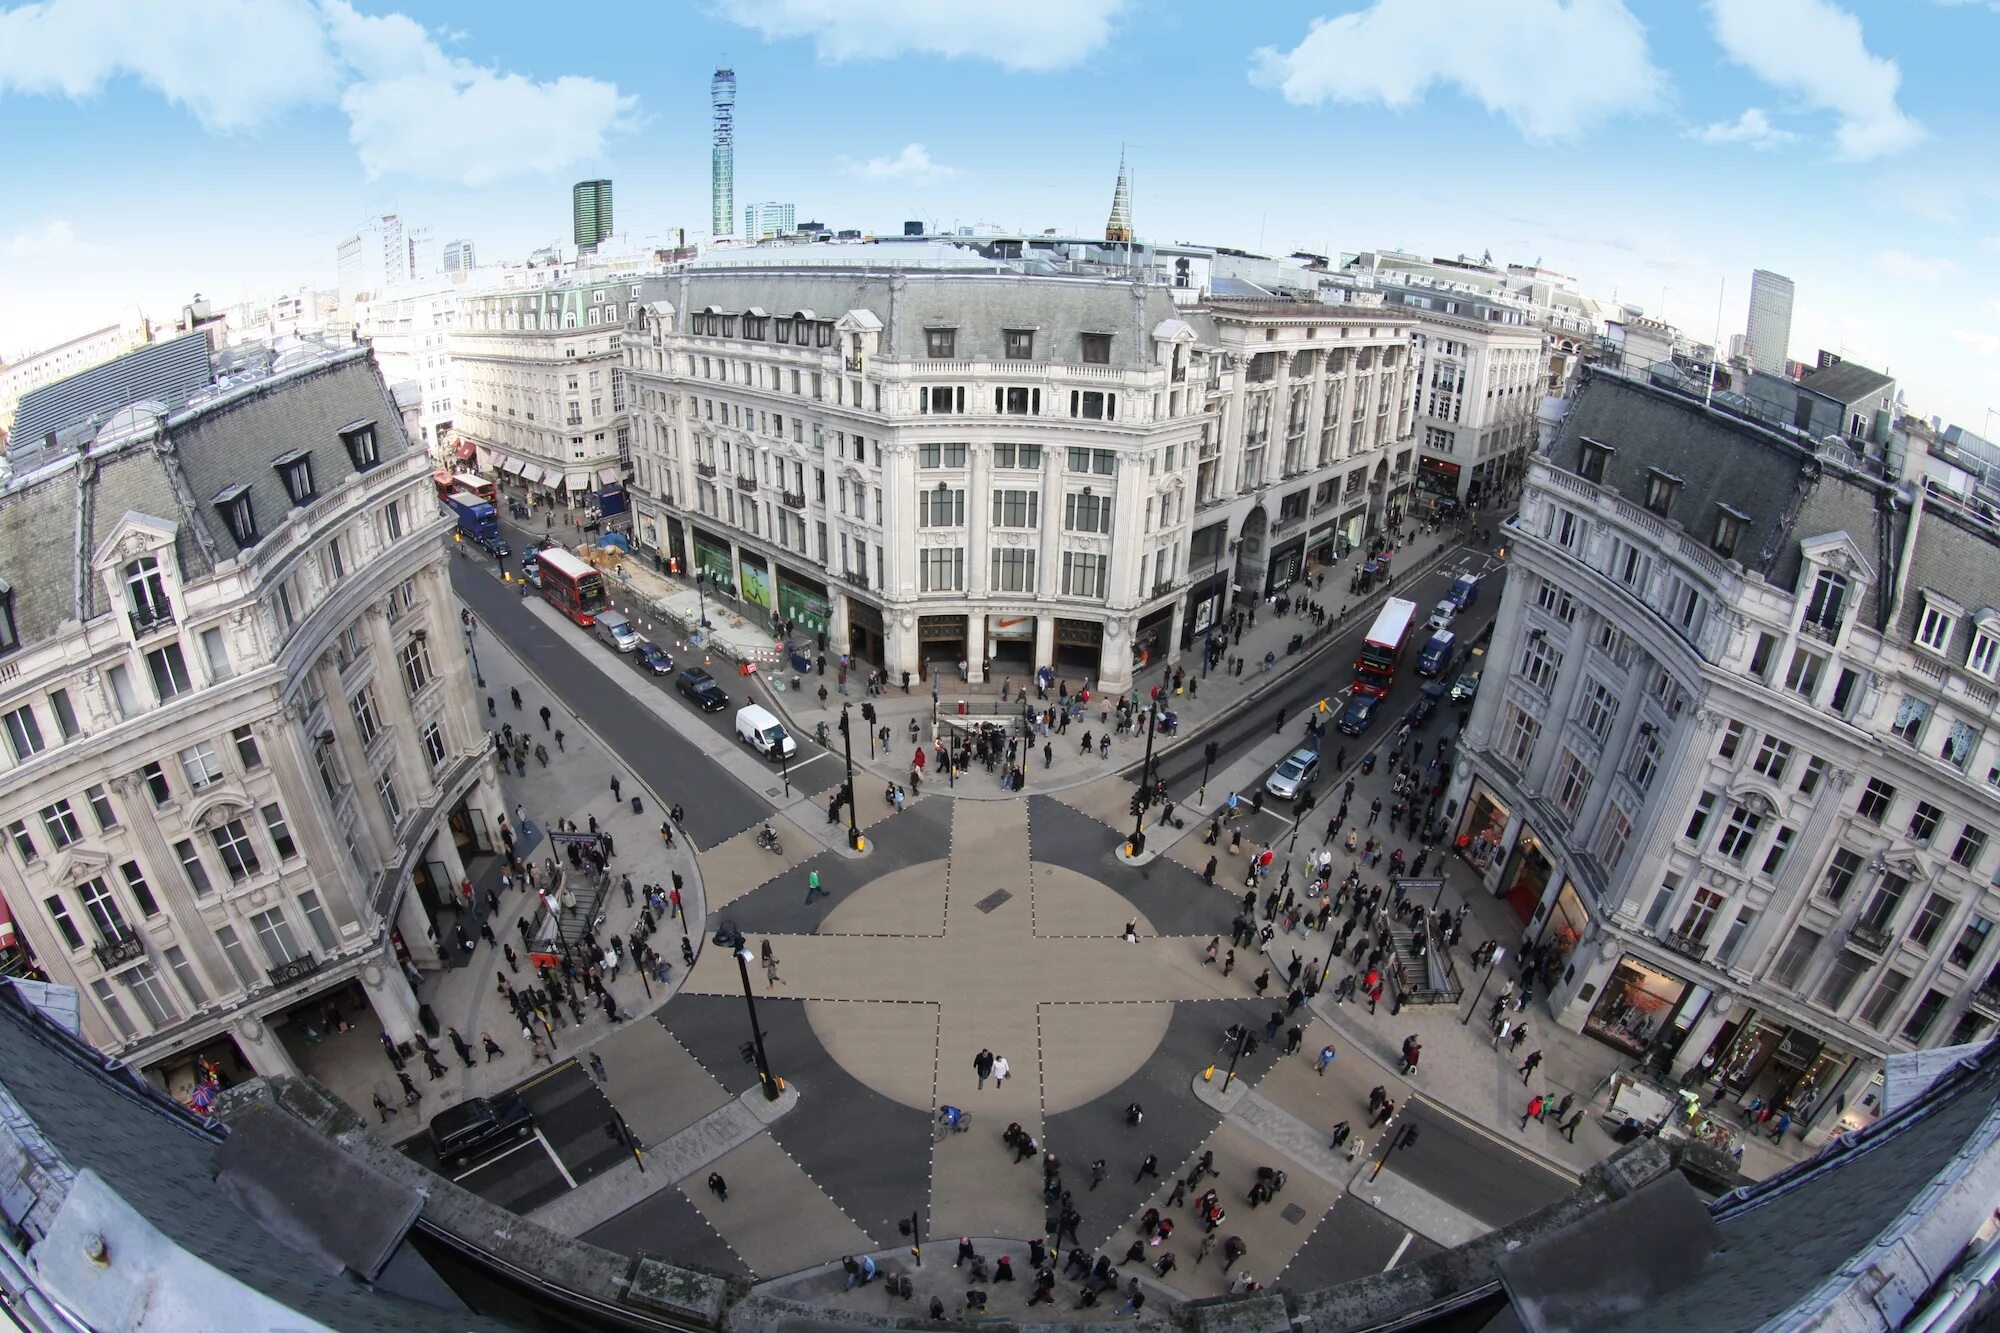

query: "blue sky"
left=3, top=0, right=1997, bottom=433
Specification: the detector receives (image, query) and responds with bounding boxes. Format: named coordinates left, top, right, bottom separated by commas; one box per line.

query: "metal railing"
left=1849, top=921, right=1893, bottom=954
left=92, top=934, right=145, bottom=969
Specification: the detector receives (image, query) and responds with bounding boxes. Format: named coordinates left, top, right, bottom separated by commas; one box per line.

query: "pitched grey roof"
left=166, top=349, right=416, bottom=557
left=9, top=330, right=212, bottom=458
left=1799, top=358, right=1893, bottom=406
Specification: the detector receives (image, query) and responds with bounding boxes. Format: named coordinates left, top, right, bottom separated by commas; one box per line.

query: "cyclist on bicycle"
left=758, top=822, right=778, bottom=846
left=939, top=1105, right=965, bottom=1129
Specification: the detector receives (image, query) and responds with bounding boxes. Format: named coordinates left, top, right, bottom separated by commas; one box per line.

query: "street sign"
left=1392, top=876, right=1444, bottom=893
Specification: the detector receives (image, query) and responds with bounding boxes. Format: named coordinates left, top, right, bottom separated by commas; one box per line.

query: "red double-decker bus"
left=435, top=470, right=497, bottom=504
left=1353, top=597, right=1418, bottom=698
left=536, top=548, right=608, bottom=626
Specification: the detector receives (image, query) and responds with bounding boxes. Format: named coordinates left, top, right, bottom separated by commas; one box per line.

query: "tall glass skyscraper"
left=1746, top=269, right=1794, bottom=377
left=573, top=179, right=613, bottom=255
left=712, top=68, right=736, bottom=237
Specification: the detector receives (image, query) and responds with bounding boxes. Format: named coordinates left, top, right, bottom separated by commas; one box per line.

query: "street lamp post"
left=733, top=946, right=782, bottom=1101
left=1220, top=1022, right=1251, bottom=1093
left=1128, top=707, right=1157, bottom=856
left=779, top=736, right=792, bottom=798
left=463, top=626, right=484, bottom=690
left=695, top=569, right=709, bottom=629
left=1460, top=946, right=1506, bottom=1026
left=1368, top=1122, right=1420, bottom=1182
left=1198, top=740, right=1219, bottom=806
left=838, top=704, right=860, bottom=849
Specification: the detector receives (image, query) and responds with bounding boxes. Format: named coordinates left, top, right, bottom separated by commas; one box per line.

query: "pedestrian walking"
left=480, top=1031, right=505, bottom=1061
left=1316, top=1044, right=1337, bottom=1074
left=803, top=869, right=825, bottom=904
left=539, top=704, right=551, bottom=729
left=993, top=1054, right=1012, bottom=1087
left=555, top=728, right=565, bottom=751
left=707, top=1172, right=729, bottom=1201
left=448, top=1027, right=476, bottom=1068
left=761, top=939, right=784, bottom=985
left=1519, top=1093, right=1546, bottom=1130
left=1089, top=1158, right=1108, bottom=1190
left=397, top=1070, right=421, bottom=1105
left=1135, top=1153, right=1159, bottom=1183
left=589, top=1052, right=607, bottom=1082
left=529, top=1031, right=553, bottom=1065
left=610, top=775, right=621, bottom=801
left=1518, top=1050, right=1544, bottom=1083
left=1559, top=1109, right=1584, bottom=1141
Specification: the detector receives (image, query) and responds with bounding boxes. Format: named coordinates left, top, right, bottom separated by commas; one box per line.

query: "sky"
left=1, top=0, right=1997, bottom=434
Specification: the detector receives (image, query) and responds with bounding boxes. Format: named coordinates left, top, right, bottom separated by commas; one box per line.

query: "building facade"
left=743, top=202, right=795, bottom=240
left=450, top=276, right=653, bottom=500
left=1746, top=268, right=1795, bottom=377
left=618, top=248, right=1417, bottom=694
left=336, top=214, right=434, bottom=306
left=442, top=239, right=477, bottom=273
left=573, top=180, right=613, bottom=255
left=0, top=349, right=493, bottom=1096
left=0, top=322, right=155, bottom=433
left=1449, top=364, right=2000, bottom=1149
left=711, top=68, right=736, bottom=238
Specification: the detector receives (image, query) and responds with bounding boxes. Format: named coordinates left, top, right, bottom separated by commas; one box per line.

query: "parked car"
left=1450, top=671, right=1482, bottom=704
left=1337, top=694, right=1382, bottom=736
left=428, top=1093, right=534, bottom=1172
left=676, top=667, right=729, bottom=711
left=633, top=642, right=673, bottom=674
left=1265, top=747, right=1320, bottom=801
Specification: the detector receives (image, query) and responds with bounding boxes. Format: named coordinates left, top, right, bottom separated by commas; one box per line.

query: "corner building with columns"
left=0, top=347, right=494, bottom=1095
left=1449, top=363, right=2000, bottom=1149
left=620, top=245, right=1420, bottom=695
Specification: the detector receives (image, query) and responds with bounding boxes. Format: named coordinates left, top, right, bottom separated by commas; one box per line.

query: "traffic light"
left=862, top=701, right=877, bottom=724
left=1130, top=790, right=1145, bottom=817
left=1399, top=1125, right=1420, bottom=1151
left=739, top=1041, right=757, bottom=1066
left=1204, top=740, right=1221, bottom=766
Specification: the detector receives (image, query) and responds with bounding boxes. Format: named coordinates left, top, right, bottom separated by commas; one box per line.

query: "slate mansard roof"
left=1545, top=367, right=2000, bottom=652
left=0, top=349, right=416, bottom=650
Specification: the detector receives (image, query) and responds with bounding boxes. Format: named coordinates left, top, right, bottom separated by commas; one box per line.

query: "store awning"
left=596, top=467, right=623, bottom=487
left=564, top=471, right=593, bottom=493
left=525, top=466, right=551, bottom=486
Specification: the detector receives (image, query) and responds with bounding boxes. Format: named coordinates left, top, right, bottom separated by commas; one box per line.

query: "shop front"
left=1264, top=534, right=1306, bottom=595
left=1497, top=824, right=1553, bottom=925
left=846, top=597, right=884, bottom=666
left=691, top=528, right=736, bottom=604
left=1133, top=605, right=1175, bottom=674
left=1584, top=953, right=1693, bottom=1057
left=1530, top=877, right=1591, bottom=994
left=659, top=516, right=688, bottom=576
left=1419, top=456, right=1462, bottom=499
left=1182, top=574, right=1228, bottom=651
left=1456, top=779, right=1511, bottom=877
left=1307, top=519, right=1338, bottom=567
left=918, top=615, right=967, bottom=679
left=1338, top=506, right=1368, bottom=554
left=1708, top=1014, right=1867, bottom=1137
left=776, top=567, right=831, bottom=643
left=1054, top=618, right=1104, bottom=677
left=986, top=614, right=1037, bottom=675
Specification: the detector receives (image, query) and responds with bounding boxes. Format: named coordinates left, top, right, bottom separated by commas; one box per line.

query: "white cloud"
left=1707, top=0, right=1923, bottom=160
left=1876, top=249, right=1962, bottom=283
left=1250, top=0, right=1666, bottom=141
left=0, top=0, right=635, bottom=185
left=841, top=144, right=961, bottom=184
left=5, top=218, right=106, bottom=260
left=1687, top=107, right=1797, bottom=149
left=0, top=0, right=341, bottom=132
left=1948, top=329, right=2000, bottom=359
left=1983, top=237, right=2000, bottom=255
left=322, top=2, right=636, bottom=188
left=712, top=0, right=1123, bottom=72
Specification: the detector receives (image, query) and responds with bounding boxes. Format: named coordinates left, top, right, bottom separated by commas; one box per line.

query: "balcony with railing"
left=1969, top=980, right=2000, bottom=1019
left=128, top=597, right=175, bottom=638
left=735, top=475, right=758, bottom=493
left=267, top=952, right=321, bottom=988
left=836, top=567, right=870, bottom=590
left=93, top=933, right=145, bottom=970
left=694, top=462, right=718, bottom=479
left=1661, top=931, right=1709, bottom=962
left=782, top=490, right=806, bottom=510
left=1848, top=921, right=1893, bottom=955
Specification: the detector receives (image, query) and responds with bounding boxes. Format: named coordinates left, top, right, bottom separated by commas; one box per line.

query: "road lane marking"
left=1385, top=1231, right=1415, bottom=1270
left=538, top=1128, right=580, bottom=1189
left=520, top=1058, right=577, bottom=1091
left=451, top=1134, right=546, bottom=1182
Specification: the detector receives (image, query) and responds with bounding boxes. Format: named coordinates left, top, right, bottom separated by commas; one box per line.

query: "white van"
left=594, top=609, right=638, bottom=653
left=734, top=704, right=797, bottom=760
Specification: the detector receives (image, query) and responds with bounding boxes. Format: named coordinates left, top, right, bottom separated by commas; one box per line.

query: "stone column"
left=361, top=952, right=424, bottom=1044
left=1669, top=992, right=1735, bottom=1079
left=1167, top=599, right=1187, bottom=667
left=107, top=773, right=232, bottom=994
left=361, top=607, right=440, bottom=809
left=965, top=614, right=987, bottom=685
left=316, top=661, right=395, bottom=870
left=1034, top=616, right=1056, bottom=678
left=264, top=724, right=365, bottom=936
left=233, top=1013, right=303, bottom=1081
left=396, top=887, right=442, bottom=966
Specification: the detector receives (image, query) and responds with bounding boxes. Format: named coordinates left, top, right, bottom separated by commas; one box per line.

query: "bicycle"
left=755, top=826, right=784, bottom=856
left=935, top=1105, right=971, bottom=1141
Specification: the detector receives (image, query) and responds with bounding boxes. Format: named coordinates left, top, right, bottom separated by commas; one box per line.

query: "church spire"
left=1104, top=148, right=1132, bottom=244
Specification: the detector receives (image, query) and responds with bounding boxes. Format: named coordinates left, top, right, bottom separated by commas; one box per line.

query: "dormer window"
left=1968, top=618, right=2000, bottom=680
left=1578, top=440, right=1612, bottom=484
left=0, top=578, right=18, bottom=656
left=925, top=327, right=957, bottom=359
left=1916, top=594, right=1960, bottom=655
left=1712, top=506, right=1748, bottom=560
left=338, top=419, right=379, bottom=471
left=1079, top=333, right=1112, bottom=365
left=1644, top=469, right=1681, bottom=518
left=124, top=556, right=172, bottom=632
left=214, top=485, right=258, bottom=549
left=273, top=449, right=316, bottom=505
left=1005, top=329, right=1036, bottom=361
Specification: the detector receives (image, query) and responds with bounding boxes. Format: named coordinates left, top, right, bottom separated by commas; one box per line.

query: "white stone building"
left=1449, top=363, right=2000, bottom=1148
left=618, top=246, right=1418, bottom=694
left=0, top=346, right=493, bottom=1093
left=450, top=275, right=661, bottom=502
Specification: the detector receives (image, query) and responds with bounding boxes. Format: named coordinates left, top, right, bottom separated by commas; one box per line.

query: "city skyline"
left=0, top=0, right=1996, bottom=430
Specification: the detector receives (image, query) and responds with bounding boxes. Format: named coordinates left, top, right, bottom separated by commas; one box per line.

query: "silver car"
left=1265, top=747, right=1320, bottom=801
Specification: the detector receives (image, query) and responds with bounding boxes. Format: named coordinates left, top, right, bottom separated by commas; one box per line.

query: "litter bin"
left=957, top=701, right=967, bottom=716
left=417, top=1002, right=441, bottom=1039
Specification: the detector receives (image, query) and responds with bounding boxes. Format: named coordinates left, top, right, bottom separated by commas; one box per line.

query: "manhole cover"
left=975, top=890, right=1014, bottom=914
left=1281, top=1203, right=1307, bottom=1225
